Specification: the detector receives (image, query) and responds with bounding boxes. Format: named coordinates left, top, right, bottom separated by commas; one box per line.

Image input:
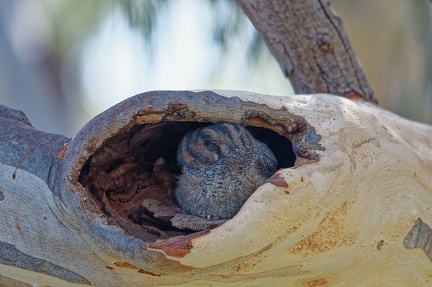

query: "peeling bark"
left=404, top=218, right=432, bottom=261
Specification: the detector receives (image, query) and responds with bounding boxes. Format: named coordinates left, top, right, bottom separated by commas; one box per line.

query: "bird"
left=175, top=122, right=278, bottom=220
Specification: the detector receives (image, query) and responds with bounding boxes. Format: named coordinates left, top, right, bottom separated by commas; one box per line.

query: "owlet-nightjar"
left=175, top=123, right=278, bottom=220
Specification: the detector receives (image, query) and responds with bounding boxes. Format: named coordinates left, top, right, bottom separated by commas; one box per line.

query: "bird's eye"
left=206, top=142, right=220, bottom=152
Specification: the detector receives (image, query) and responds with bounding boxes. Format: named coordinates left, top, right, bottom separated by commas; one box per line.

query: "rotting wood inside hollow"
left=78, top=122, right=295, bottom=243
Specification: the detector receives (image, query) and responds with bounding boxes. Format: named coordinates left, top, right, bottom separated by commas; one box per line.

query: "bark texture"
left=1, top=91, right=432, bottom=286
left=1, top=1, right=431, bottom=286
left=0, top=105, right=69, bottom=188
left=239, top=0, right=377, bottom=103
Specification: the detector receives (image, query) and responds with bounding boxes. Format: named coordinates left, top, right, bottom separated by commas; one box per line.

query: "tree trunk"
left=1, top=1, right=432, bottom=287
left=238, top=0, right=377, bottom=103
left=1, top=90, right=432, bottom=286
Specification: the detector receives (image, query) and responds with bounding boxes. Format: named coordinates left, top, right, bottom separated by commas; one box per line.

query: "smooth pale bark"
left=238, top=0, right=377, bottom=103
left=1, top=91, right=431, bottom=286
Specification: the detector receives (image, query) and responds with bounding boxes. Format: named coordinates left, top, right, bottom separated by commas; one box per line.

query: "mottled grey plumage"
left=175, top=123, right=278, bottom=219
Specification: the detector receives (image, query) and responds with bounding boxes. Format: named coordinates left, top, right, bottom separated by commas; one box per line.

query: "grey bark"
left=0, top=105, right=69, bottom=187
left=238, top=0, right=377, bottom=103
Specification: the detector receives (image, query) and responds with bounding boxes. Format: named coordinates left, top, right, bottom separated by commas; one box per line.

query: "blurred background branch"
left=0, top=0, right=430, bottom=136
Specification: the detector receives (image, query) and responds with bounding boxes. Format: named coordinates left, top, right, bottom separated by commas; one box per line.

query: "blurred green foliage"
left=37, top=0, right=264, bottom=63
left=119, top=0, right=263, bottom=61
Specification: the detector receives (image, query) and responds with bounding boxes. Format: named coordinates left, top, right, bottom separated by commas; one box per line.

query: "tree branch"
left=238, top=0, right=377, bottom=103
left=0, top=105, right=69, bottom=188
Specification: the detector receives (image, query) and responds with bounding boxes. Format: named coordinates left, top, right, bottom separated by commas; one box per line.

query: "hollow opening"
left=78, top=122, right=296, bottom=242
